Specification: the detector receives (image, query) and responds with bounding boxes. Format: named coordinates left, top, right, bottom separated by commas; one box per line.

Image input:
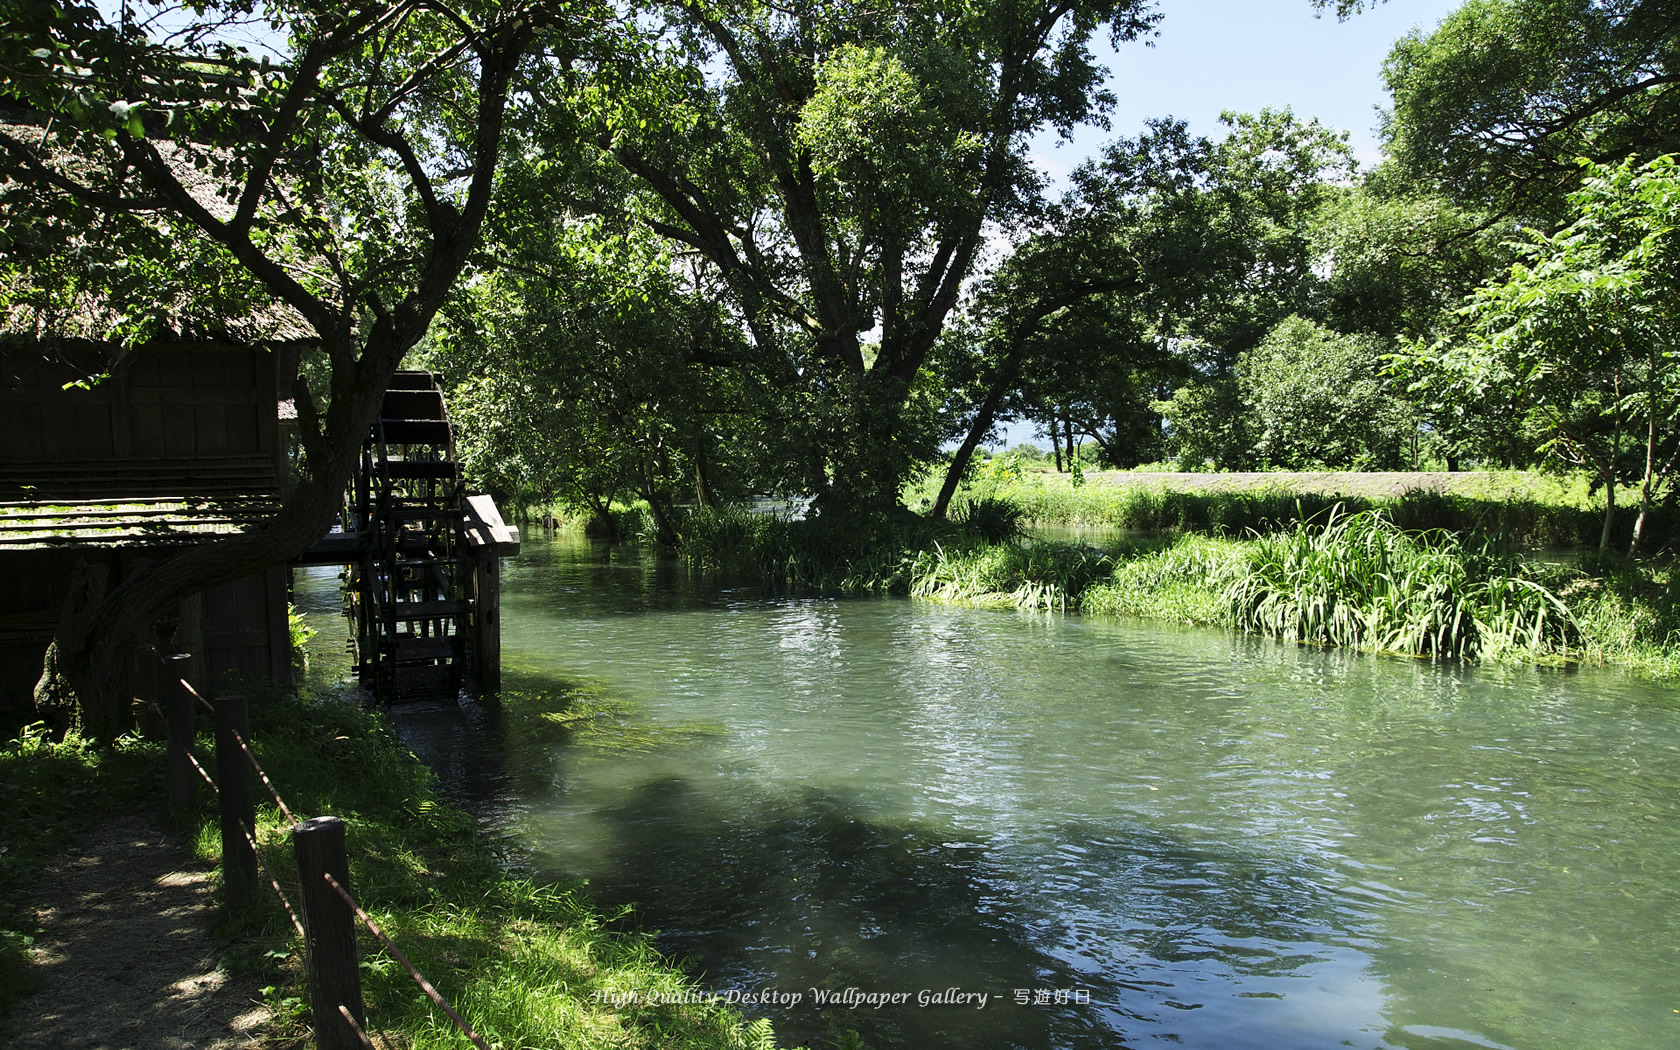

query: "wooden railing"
left=142, top=649, right=490, bottom=1050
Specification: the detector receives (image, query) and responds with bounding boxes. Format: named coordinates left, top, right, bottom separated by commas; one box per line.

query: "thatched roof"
left=0, top=113, right=324, bottom=347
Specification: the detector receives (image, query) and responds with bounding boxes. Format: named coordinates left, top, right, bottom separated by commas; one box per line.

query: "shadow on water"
left=390, top=668, right=1385, bottom=1050
left=585, top=775, right=1058, bottom=1049
left=570, top=780, right=1398, bottom=1050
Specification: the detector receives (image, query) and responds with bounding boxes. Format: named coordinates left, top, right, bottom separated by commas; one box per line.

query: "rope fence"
left=154, top=649, right=488, bottom=1050
left=337, top=1003, right=380, bottom=1050
left=238, top=817, right=308, bottom=943
left=188, top=751, right=218, bottom=795
left=324, top=872, right=494, bottom=1050
left=225, top=718, right=297, bottom=825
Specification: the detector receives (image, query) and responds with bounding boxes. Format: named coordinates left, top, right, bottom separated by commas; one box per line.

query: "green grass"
left=908, top=539, right=1114, bottom=611
left=1082, top=535, right=1248, bottom=625
left=910, top=468, right=1662, bottom=550
left=1557, top=556, right=1680, bottom=680
left=0, top=692, right=797, bottom=1050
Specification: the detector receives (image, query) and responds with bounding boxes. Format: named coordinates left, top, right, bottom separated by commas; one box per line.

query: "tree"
left=435, top=222, right=752, bottom=542
left=526, top=0, right=1162, bottom=517
left=1016, top=298, right=1177, bottom=469
left=1239, top=315, right=1414, bottom=470
left=1381, top=0, right=1680, bottom=223
left=1177, top=109, right=1356, bottom=370
left=1314, top=183, right=1513, bottom=343
left=936, top=109, right=1354, bottom=490
left=1412, top=154, right=1680, bottom=554
left=0, top=0, right=566, bottom=735
left=1308, top=182, right=1531, bottom=469
left=1072, top=110, right=1352, bottom=469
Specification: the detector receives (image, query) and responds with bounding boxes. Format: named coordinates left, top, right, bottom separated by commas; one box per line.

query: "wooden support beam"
left=472, top=547, right=500, bottom=692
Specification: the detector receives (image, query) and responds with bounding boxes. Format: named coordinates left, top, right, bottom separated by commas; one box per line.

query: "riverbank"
left=674, top=479, right=1680, bottom=680
left=0, top=692, right=794, bottom=1049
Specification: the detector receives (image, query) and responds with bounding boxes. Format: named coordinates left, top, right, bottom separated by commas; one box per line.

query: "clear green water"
left=299, top=537, right=1680, bottom=1049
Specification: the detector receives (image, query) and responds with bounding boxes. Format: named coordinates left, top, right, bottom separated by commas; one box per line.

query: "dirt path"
left=9, top=817, right=274, bottom=1050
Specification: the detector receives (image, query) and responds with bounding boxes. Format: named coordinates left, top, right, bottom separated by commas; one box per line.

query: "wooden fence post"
left=213, top=693, right=256, bottom=913
left=293, top=816, right=366, bottom=1050
left=162, top=654, right=196, bottom=812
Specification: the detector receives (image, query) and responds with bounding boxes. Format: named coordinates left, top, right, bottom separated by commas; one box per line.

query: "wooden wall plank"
left=226, top=404, right=258, bottom=454
left=162, top=406, right=196, bottom=456
left=131, top=403, right=166, bottom=459
left=7, top=403, right=43, bottom=460
left=110, top=371, right=133, bottom=457
left=129, top=351, right=165, bottom=388
left=195, top=403, right=228, bottom=455
left=73, top=403, right=114, bottom=460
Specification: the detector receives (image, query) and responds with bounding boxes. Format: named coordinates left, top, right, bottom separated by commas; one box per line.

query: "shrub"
left=956, top=496, right=1026, bottom=543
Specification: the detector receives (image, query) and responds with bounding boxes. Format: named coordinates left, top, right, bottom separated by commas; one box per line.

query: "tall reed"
left=1224, top=507, right=1574, bottom=661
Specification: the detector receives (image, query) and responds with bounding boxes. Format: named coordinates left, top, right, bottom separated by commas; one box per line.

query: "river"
left=296, top=534, right=1680, bottom=1049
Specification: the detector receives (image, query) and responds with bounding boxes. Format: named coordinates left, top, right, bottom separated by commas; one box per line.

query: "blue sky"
left=1032, top=0, right=1467, bottom=184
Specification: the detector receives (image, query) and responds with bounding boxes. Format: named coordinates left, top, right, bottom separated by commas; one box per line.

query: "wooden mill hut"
left=0, top=336, right=303, bottom=725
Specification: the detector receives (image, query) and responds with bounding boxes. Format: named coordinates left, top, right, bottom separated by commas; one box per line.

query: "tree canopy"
left=1413, top=154, right=1680, bottom=554
left=1382, top=0, right=1680, bottom=222
left=516, top=0, right=1163, bottom=514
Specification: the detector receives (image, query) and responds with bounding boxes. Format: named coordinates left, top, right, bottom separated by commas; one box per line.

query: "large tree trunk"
left=813, top=370, right=915, bottom=521
left=586, top=494, right=619, bottom=541
left=933, top=399, right=1002, bottom=521
left=1630, top=401, right=1658, bottom=559
left=641, top=476, right=680, bottom=547
left=1629, top=364, right=1666, bottom=560
left=693, top=436, right=717, bottom=509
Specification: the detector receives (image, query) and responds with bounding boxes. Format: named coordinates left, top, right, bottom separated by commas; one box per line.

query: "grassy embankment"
left=674, top=469, right=1680, bottom=680
left=0, top=686, right=794, bottom=1049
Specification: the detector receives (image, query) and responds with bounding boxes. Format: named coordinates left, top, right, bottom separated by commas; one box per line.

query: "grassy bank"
left=0, top=691, right=793, bottom=1049
left=912, top=467, right=1674, bottom=551
left=677, top=497, right=1680, bottom=680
